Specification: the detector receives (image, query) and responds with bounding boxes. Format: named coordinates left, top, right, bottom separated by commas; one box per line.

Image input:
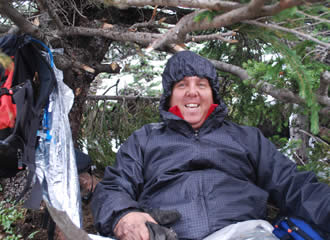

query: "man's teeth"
left=185, top=104, right=199, bottom=108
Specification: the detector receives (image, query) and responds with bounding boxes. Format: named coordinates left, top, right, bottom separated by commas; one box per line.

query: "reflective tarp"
left=35, top=60, right=82, bottom=227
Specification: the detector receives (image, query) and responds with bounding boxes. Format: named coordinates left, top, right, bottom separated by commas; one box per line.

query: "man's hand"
left=114, top=212, right=157, bottom=240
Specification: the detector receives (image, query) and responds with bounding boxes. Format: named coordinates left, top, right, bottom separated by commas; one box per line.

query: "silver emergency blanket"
left=35, top=62, right=82, bottom=228
left=203, top=220, right=277, bottom=240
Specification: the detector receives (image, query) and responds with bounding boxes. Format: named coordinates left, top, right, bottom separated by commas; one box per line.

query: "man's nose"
left=186, top=85, right=198, bottom=96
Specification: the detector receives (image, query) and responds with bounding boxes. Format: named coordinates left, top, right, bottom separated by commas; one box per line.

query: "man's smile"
left=185, top=103, right=199, bottom=108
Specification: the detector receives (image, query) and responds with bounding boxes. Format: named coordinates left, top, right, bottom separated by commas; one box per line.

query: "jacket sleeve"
left=91, top=127, right=148, bottom=236
left=250, top=128, right=330, bottom=233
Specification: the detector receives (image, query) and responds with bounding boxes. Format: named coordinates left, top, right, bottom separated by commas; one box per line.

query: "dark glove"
left=145, top=208, right=181, bottom=226
left=144, top=208, right=181, bottom=240
left=146, top=222, right=178, bottom=240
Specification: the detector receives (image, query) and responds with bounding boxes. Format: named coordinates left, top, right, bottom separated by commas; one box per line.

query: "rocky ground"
left=0, top=170, right=101, bottom=240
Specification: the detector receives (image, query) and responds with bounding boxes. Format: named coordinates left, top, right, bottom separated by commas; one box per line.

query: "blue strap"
left=31, top=38, right=54, bottom=68
left=30, top=37, right=53, bottom=141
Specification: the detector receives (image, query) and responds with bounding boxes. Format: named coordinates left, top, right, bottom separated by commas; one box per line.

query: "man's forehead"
left=180, top=76, right=209, bottom=81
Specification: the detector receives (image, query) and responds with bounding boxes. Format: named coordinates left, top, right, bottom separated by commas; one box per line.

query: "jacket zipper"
left=194, top=129, right=199, bottom=137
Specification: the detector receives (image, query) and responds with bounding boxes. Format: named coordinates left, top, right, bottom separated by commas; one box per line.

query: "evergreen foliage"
left=79, top=94, right=160, bottom=170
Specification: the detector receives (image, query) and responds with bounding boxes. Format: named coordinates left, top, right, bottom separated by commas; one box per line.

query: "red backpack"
left=0, top=34, right=56, bottom=179
left=0, top=62, right=16, bottom=130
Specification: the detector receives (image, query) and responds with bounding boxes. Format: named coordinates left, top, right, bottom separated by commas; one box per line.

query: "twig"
left=130, top=20, right=157, bottom=30
left=298, top=129, right=329, bottom=146
left=69, top=0, right=88, bottom=19
left=302, top=48, right=322, bottom=62
left=294, top=152, right=306, bottom=165
left=36, top=0, right=65, bottom=30
left=296, top=10, right=330, bottom=24
left=186, top=32, right=238, bottom=43
left=294, top=21, right=321, bottom=31
left=243, top=20, right=330, bottom=49
left=98, top=0, right=243, bottom=11
left=313, top=30, right=330, bottom=37
left=102, top=79, right=120, bottom=95
left=0, top=1, right=44, bottom=40
left=87, top=95, right=160, bottom=101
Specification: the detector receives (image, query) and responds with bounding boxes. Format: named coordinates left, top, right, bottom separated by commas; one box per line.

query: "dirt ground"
left=0, top=171, right=101, bottom=240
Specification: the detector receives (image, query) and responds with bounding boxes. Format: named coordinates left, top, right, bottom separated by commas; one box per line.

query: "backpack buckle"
left=0, top=87, right=12, bottom=96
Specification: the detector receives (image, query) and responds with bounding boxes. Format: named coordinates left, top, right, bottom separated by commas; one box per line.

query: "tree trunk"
left=53, top=35, right=113, bottom=144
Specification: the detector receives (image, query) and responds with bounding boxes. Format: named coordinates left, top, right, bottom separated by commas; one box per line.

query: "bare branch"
left=313, top=30, right=330, bottom=37
left=147, top=0, right=305, bottom=51
left=298, top=128, right=329, bottom=146
left=293, top=152, right=306, bottom=165
left=94, top=62, right=121, bottom=75
left=62, top=26, right=160, bottom=47
left=244, top=20, right=330, bottom=48
left=186, top=32, right=238, bottom=43
left=297, top=10, right=330, bottom=24
left=36, top=0, right=65, bottom=30
left=130, top=20, right=157, bottom=30
left=294, top=21, right=322, bottom=31
left=0, top=1, right=44, bottom=39
left=98, top=0, right=243, bottom=11
left=210, top=59, right=249, bottom=81
left=255, top=81, right=305, bottom=105
left=53, top=53, right=121, bottom=74
left=87, top=95, right=160, bottom=101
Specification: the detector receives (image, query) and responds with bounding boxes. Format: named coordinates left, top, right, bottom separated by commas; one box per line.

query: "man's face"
left=170, top=76, right=214, bottom=129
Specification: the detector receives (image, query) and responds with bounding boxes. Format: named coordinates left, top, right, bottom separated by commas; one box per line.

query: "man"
left=91, top=51, right=330, bottom=240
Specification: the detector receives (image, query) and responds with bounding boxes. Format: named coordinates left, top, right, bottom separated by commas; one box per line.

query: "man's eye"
left=177, top=83, right=185, bottom=88
left=199, top=83, right=206, bottom=88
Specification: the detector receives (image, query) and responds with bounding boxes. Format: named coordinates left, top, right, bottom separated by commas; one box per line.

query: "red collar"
left=169, top=104, right=218, bottom=120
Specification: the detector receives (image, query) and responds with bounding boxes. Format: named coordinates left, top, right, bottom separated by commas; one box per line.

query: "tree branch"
left=209, top=59, right=330, bottom=111
left=36, top=0, right=65, bottom=30
left=98, top=0, right=243, bottom=11
left=244, top=20, right=330, bottom=48
left=62, top=26, right=160, bottom=47
left=0, top=1, right=44, bottom=40
left=296, top=10, right=330, bottom=24
left=146, top=0, right=305, bottom=51
left=87, top=95, right=160, bottom=101
left=53, top=53, right=121, bottom=74
left=255, top=81, right=305, bottom=105
left=298, top=128, right=329, bottom=146
left=210, top=59, right=249, bottom=81
left=186, top=32, right=238, bottom=43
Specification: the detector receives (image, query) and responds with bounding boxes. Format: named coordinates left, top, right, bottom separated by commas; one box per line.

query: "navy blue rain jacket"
left=91, top=51, right=330, bottom=239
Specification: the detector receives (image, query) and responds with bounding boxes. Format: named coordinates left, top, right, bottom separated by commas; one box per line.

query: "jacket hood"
left=159, top=51, right=224, bottom=113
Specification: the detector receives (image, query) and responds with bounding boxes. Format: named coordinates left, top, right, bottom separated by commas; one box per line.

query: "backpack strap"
left=285, top=218, right=314, bottom=240
left=273, top=216, right=326, bottom=240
